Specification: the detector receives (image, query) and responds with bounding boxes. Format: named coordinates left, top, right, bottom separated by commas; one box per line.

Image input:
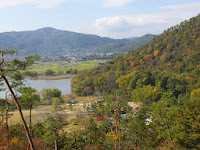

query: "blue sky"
left=0, top=0, right=200, bottom=38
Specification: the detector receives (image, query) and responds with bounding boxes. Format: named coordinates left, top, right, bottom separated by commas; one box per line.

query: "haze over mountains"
left=0, top=27, right=155, bottom=59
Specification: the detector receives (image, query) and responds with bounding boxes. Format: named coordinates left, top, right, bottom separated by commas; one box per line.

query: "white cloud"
left=103, top=0, right=136, bottom=8
left=0, top=0, right=67, bottom=8
left=95, top=14, right=167, bottom=33
left=95, top=16, right=131, bottom=32
left=93, top=12, right=199, bottom=38
left=91, top=1, right=200, bottom=38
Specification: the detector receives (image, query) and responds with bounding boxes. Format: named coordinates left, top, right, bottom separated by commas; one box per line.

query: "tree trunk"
left=29, top=105, right=32, bottom=137
left=5, top=92, right=10, bottom=150
left=2, top=76, right=35, bottom=150
left=54, top=139, right=58, bottom=150
left=6, top=105, right=10, bottom=150
left=53, top=130, right=58, bottom=150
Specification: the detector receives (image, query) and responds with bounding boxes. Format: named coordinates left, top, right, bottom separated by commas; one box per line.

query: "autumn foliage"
left=130, top=61, right=138, bottom=67
left=143, top=54, right=153, bottom=61
left=96, top=116, right=104, bottom=121
left=154, top=50, right=160, bottom=56
left=83, top=86, right=93, bottom=96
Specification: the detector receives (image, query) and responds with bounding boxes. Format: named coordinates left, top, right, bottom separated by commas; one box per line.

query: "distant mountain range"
left=0, top=27, right=155, bottom=57
left=95, top=34, right=155, bottom=54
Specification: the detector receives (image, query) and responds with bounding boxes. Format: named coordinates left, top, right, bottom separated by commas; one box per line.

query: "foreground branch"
left=2, top=75, right=35, bottom=150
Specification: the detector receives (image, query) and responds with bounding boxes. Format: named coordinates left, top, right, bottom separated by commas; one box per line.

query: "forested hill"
left=0, top=27, right=116, bottom=55
left=71, top=14, right=200, bottom=149
left=0, top=27, right=154, bottom=56
left=95, top=34, right=155, bottom=53
left=72, top=14, right=200, bottom=98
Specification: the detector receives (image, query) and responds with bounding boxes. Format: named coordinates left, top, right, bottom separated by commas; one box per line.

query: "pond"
left=0, top=78, right=72, bottom=98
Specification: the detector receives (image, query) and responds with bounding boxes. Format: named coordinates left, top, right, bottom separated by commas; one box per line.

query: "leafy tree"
left=131, top=85, right=161, bottom=106
left=52, top=88, right=62, bottom=98
left=41, top=88, right=61, bottom=104
left=83, top=86, right=93, bottom=96
left=42, top=116, right=65, bottom=150
left=143, top=54, right=153, bottom=61
left=71, top=69, right=78, bottom=74
left=52, top=97, right=61, bottom=110
left=0, top=49, right=40, bottom=150
left=84, top=118, right=99, bottom=146
left=175, top=95, right=200, bottom=149
left=0, top=98, right=6, bottom=121
left=150, top=94, right=177, bottom=149
left=66, top=70, right=70, bottom=74
left=106, top=131, right=116, bottom=150
left=0, top=91, right=14, bottom=150
left=44, top=69, right=55, bottom=76
left=154, top=50, right=160, bottom=56
left=41, top=88, right=52, bottom=103
left=19, top=87, right=40, bottom=135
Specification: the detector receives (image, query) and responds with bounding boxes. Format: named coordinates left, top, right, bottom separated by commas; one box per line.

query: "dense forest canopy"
left=71, top=14, right=200, bottom=149
left=72, top=14, right=200, bottom=98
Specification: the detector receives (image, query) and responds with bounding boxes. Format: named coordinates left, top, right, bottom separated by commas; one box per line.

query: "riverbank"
left=30, top=74, right=75, bottom=80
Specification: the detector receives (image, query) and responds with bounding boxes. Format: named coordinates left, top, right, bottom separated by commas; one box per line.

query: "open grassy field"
left=61, top=95, right=99, bottom=103
left=27, top=60, right=107, bottom=75
left=8, top=105, right=52, bottom=125
left=8, top=96, right=99, bottom=132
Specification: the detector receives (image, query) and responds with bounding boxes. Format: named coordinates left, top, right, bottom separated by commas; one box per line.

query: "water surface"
left=0, top=78, right=72, bottom=98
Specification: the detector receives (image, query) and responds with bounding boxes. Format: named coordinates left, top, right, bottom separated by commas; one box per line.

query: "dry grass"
left=63, top=114, right=95, bottom=133
left=7, top=96, right=99, bottom=133
left=63, top=105, right=85, bottom=111
left=61, top=94, right=98, bottom=103
left=8, top=96, right=97, bottom=124
left=31, top=74, right=74, bottom=80
left=74, top=96, right=98, bottom=103
left=8, top=110, right=48, bottom=125
left=8, top=105, right=53, bottom=124
left=61, top=94, right=74, bottom=100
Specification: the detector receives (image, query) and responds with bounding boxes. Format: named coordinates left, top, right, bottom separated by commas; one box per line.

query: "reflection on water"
left=0, top=78, right=72, bottom=98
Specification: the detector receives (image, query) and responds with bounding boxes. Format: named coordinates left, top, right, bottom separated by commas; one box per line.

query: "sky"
left=0, top=0, right=200, bottom=39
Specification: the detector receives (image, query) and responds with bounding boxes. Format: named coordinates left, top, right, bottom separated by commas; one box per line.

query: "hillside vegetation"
left=95, top=34, right=155, bottom=53
left=0, top=27, right=115, bottom=55
left=71, top=14, right=200, bottom=149
left=72, top=14, right=200, bottom=97
left=0, top=27, right=154, bottom=57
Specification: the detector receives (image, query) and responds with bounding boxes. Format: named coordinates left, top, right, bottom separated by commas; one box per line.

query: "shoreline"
left=29, top=74, right=75, bottom=80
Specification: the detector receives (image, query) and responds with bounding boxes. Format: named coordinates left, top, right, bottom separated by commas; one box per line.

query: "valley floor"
left=8, top=96, right=98, bottom=133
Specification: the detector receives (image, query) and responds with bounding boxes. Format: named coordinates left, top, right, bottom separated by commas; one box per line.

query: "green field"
left=27, top=60, right=107, bottom=75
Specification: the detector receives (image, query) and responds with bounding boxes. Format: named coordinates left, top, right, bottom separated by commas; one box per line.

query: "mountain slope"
left=0, top=27, right=154, bottom=57
left=72, top=14, right=200, bottom=97
left=72, top=14, right=200, bottom=150
left=0, top=27, right=117, bottom=55
left=95, top=34, right=155, bottom=53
